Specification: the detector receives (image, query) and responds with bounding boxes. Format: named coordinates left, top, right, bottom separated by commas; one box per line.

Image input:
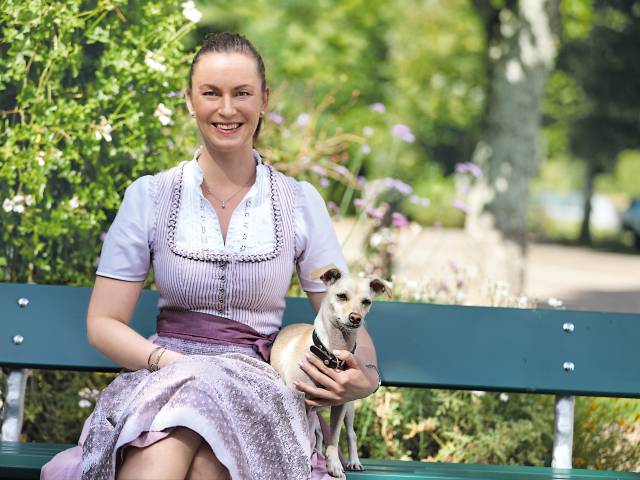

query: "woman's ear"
left=185, top=90, right=194, bottom=116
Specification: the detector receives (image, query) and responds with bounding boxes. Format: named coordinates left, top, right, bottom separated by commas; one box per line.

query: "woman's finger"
left=298, top=358, right=340, bottom=391
left=304, top=353, right=341, bottom=380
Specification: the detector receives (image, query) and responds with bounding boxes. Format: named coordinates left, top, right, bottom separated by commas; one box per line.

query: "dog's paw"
left=346, top=461, right=365, bottom=471
left=326, top=457, right=344, bottom=477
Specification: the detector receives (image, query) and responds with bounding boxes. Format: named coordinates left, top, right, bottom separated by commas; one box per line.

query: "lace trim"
left=167, top=162, right=284, bottom=263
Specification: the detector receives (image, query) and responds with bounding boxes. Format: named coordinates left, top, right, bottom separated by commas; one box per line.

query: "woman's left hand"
left=293, top=350, right=378, bottom=408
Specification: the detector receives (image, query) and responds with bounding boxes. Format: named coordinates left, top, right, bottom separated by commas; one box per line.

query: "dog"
left=270, top=265, right=387, bottom=477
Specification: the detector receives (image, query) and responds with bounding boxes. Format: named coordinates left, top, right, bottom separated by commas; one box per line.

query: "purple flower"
left=319, top=178, right=330, bottom=188
left=455, top=162, right=482, bottom=178
left=365, top=207, right=384, bottom=220
left=409, top=195, right=430, bottom=207
left=353, top=198, right=366, bottom=208
left=360, top=144, right=371, bottom=155
left=432, top=221, right=443, bottom=229
left=391, top=124, right=415, bottom=143
left=369, top=102, right=386, bottom=113
left=452, top=199, right=471, bottom=215
left=267, top=112, right=284, bottom=125
left=310, top=165, right=326, bottom=176
left=384, top=178, right=413, bottom=195
left=334, top=165, right=350, bottom=176
left=99, top=232, right=107, bottom=242
left=356, top=176, right=367, bottom=186
left=327, top=201, right=339, bottom=213
left=391, top=212, right=409, bottom=229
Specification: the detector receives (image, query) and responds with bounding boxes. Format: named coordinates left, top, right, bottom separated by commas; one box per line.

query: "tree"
left=467, top=0, right=561, bottom=294
left=557, top=0, right=640, bottom=244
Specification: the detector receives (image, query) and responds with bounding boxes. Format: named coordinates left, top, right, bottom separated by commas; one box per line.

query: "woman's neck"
left=197, top=145, right=256, bottom=189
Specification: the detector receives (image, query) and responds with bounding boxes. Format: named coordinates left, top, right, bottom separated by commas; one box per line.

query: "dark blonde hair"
left=187, top=32, right=267, bottom=143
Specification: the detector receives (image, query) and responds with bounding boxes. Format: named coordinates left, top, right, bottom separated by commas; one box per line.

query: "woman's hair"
left=187, top=32, right=267, bottom=143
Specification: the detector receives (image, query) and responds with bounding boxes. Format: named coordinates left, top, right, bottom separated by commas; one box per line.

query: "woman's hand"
left=293, top=350, right=379, bottom=408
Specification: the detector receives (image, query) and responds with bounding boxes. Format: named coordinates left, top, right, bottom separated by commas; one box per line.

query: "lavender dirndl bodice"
left=152, top=160, right=298, bottom=335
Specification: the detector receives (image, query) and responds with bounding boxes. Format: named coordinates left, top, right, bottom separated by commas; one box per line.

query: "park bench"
left=1, top=282, right=639, bottom=479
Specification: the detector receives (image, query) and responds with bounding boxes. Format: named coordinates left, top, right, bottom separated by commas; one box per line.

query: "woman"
left=41, top=32, right=379, bottom=480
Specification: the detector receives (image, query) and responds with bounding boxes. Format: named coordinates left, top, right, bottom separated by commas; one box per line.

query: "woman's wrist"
left=364, top=363, right=382, bottom=394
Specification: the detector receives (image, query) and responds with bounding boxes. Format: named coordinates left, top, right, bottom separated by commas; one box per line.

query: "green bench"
left=1, top=282, right=639, bottom=479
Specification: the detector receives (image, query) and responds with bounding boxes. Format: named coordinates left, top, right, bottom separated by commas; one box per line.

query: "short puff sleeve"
left=295, top=181, right=348, bottom=292
left=96, top=176, right=154, bottom=281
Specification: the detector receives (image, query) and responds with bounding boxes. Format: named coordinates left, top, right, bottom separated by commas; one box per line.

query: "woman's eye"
left=336, top=293, right=348, bottom=302
left=362, top=299, right=371, bottom=306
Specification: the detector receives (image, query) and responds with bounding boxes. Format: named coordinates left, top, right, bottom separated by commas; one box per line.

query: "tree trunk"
left=578, top=161, right=595, bottom=245
left=467, top=0, right=560, bottom=298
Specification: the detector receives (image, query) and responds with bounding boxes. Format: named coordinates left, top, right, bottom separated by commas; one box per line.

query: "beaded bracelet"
left=365, top=363, right=382, bottom=393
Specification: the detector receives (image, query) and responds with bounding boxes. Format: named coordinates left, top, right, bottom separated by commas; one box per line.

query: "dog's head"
left=310, top=264, right=389, bottom=331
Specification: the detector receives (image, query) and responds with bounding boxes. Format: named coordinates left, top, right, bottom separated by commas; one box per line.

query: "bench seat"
left=1, top=442, right=638, bottom=480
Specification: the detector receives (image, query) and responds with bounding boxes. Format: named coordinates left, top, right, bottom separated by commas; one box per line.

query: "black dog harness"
left=310, top=330, right=356, bottom=370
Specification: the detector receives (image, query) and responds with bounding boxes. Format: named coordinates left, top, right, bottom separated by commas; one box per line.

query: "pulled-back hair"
left=187, top=32, right=267, bottom=143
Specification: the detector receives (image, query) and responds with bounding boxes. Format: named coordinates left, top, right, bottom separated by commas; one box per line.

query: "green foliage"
left=352, top=388, right=554, bottom=465
left=0, top=0, right=197, bottom=285
left=21, top=370, right=116, bottom=443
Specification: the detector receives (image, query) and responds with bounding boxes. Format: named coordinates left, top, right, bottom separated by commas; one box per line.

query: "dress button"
left=219, top=276, right=225, bottom=281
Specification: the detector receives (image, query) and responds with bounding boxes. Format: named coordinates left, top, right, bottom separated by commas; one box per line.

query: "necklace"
left=201, top=172, right=255, bottom=209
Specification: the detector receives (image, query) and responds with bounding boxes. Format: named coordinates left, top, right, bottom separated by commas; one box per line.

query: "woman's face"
left=186, top=52, right=268, bottom=154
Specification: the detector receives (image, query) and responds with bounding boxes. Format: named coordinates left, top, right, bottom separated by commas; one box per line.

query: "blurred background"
left=1, top=0, right=639, bottom=470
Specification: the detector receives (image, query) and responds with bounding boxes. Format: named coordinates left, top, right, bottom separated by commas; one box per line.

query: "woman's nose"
left=219, top=95, right=235, bottom=116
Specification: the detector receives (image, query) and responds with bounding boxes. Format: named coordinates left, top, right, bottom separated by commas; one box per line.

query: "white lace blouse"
left=96, top=149, right=348, bottom=292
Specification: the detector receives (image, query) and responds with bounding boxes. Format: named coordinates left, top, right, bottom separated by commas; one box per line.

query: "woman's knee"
left=186, top=442, right=231, bottom=480
left=117, top=427, right=204, bottom=480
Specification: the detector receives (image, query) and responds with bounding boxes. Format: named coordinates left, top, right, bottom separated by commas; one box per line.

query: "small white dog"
left=270, top=265, right=386, bottom=477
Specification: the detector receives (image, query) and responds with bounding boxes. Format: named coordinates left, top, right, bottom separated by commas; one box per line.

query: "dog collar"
left=310, top=330, right=356, bottom=370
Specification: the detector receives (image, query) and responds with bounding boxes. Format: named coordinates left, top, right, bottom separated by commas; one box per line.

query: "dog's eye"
left=362, top=298, right=372, bottom=306
left=336, top=293, right=348, bottom=301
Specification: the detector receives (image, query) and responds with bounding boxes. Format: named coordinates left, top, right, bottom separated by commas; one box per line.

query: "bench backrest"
left=2, top=282, right=639, bottom=398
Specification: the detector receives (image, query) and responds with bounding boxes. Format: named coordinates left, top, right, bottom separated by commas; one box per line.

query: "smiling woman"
left=40, top=32, right=377, bottom=480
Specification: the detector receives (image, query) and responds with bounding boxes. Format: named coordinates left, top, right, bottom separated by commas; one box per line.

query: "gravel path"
left=334, top=222, right=640, bottom=313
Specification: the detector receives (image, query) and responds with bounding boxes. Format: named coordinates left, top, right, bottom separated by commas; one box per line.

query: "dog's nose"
left=349, top=313, right=362, bottom=325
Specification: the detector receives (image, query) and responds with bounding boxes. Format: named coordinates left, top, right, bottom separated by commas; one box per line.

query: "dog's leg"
left=343, top=401, right=364, bottom=470
left=325, top=404, right=348, bottom=477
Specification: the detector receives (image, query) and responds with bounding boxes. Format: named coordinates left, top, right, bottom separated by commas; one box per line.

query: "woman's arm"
left=297, top=291, right=380, bottom=407
left=86, top=276, right=183, bottom=371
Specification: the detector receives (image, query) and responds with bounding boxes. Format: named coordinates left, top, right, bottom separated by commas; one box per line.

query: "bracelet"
left=365, top=363, right=382, bottom=394
left=147, top=346, right=166, bottom=372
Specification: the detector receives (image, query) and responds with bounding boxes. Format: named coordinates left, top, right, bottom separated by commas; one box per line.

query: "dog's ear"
left=370, top=278, right=391, bottom=298
left=310, top=264, right=342, bottom=286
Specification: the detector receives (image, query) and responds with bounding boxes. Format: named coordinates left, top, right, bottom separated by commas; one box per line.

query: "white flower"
left=13, top=204, right=25, bottom=213
left=25, top=195, right=33, bottom=206
left=78, top=399, right=91, bottom=409
left=96, top=116, right=113, bottom=142
left=296, top=113, right=311, bottom=126
left=154, top=103, right=173, bottom=126
left=499, top=393, right=509, bottom=402
left=362, top=126, right=374, bottom=137
left=181, top=1, right=202, bottom=23
left=360, top=144, right=371, bottom=155
left=144, top=51, right=167, bottom=72
left=3, top=199, right=14, bottom=212
left=472, top=390, right=486, bottom=397
left=69, top=196, right=80, bottom=209
left=36, top=151, right=45, bottom=166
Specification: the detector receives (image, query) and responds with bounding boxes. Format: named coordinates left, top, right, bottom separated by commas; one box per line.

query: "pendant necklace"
left=202, top=173, right=255, bottom=209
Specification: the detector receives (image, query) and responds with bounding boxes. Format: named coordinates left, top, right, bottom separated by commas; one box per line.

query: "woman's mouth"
left=211, top=123, right=242, bottom=135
